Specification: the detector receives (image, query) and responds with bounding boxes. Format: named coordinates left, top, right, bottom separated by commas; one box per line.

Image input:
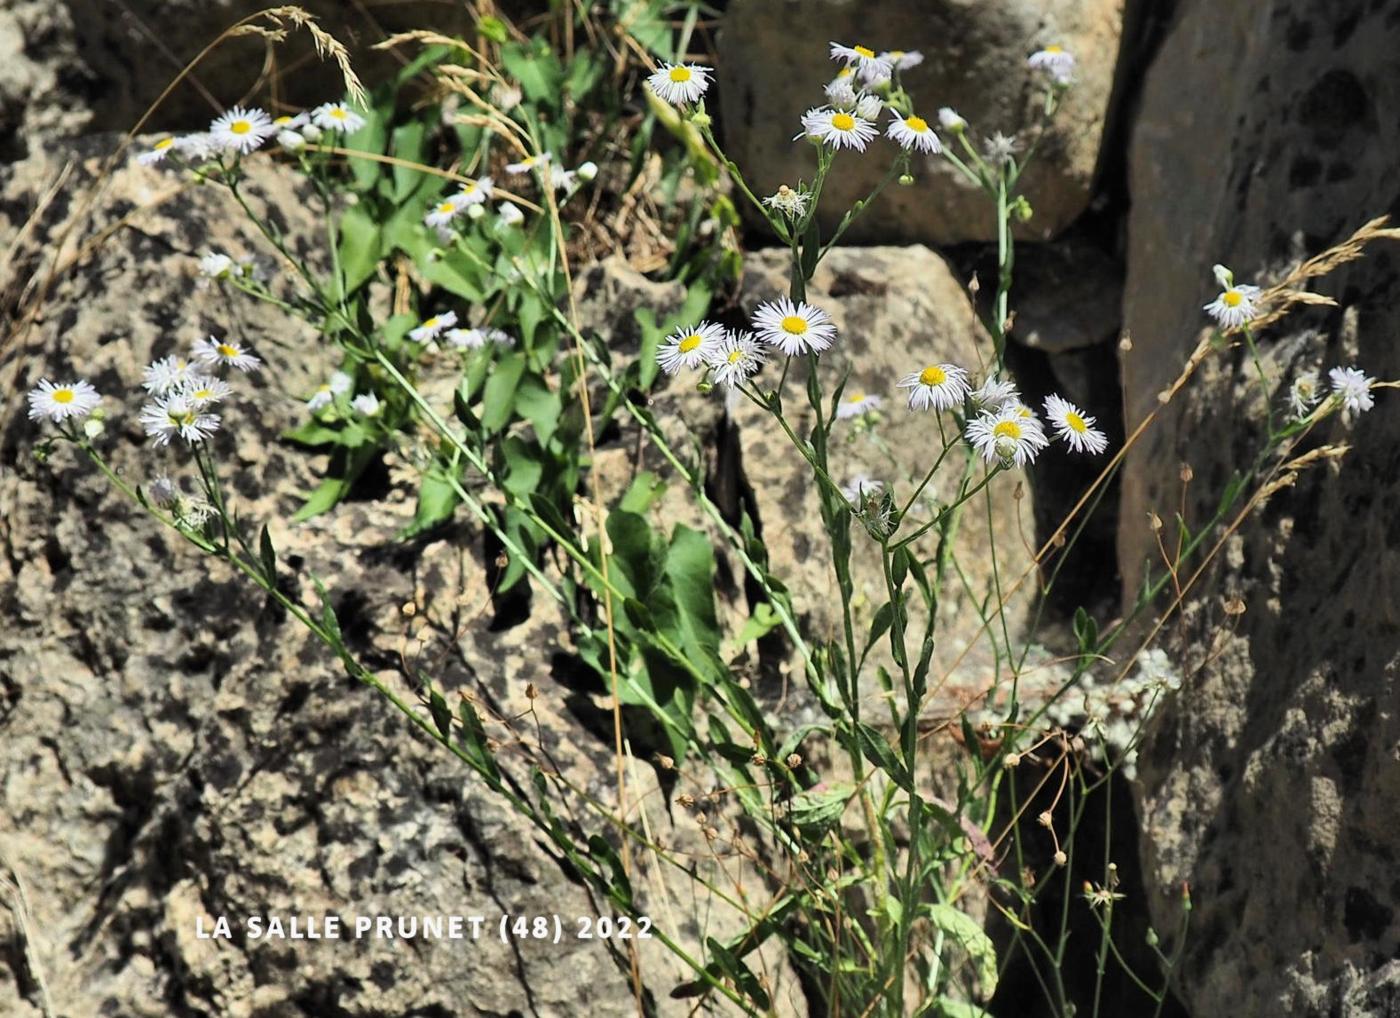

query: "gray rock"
left=1120, top=2, right=1400, bottom=1015
left=0, top=139, right=795, bottom=1017
left=716, top=0, right=1124, bottom=245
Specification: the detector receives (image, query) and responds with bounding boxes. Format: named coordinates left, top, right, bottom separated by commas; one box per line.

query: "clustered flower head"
left=27, top=379, right=102, bottom=424
left=836, top=391, right=883, bottom=420
left=135, top=100, right=367, bottom=167
left=408, top=311, right=458, bottom=343
left=127, top=322, right=264, bottom=447
left=799, top=106, right=880, bottom=152
left=966, top=405, right=1050, bottom=467
left=751, top=297, right=838, bottom=356
left=1328, top=365, right=1375, bottom=416
left=1203, top=264, right=1263, bottom=328
left=653, top=320, right=767, bottom=391
left=645, top=62, right=713, bottom=106
left=1027, top=45, right=1076, bottom=85
left=763, top=185, right=810, bottom=221
left=445, top=325, right=515, bottom=351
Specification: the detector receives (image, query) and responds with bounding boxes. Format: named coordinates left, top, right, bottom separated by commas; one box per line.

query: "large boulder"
left=716, top=0, right=1125, bottom=245
left=1120, top=2, right=1400, bottom=1015
left=0, top=139, right=803, bottom=1017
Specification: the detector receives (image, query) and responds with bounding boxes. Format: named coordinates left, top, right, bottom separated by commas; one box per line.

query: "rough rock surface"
left=0, top=139, right=800, bottom=1017
left=717, top=0, right=1125, bottom=245
left=0, top=1, right=470, bottom=161
left=1121, top=2, right=1400, bottom=1015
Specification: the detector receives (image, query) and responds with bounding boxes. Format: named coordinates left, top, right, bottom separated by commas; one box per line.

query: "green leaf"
left=800, top=216, right=820, bottom=281
left=1073, top=606, right=1098, bottom=653
left=457, top=698, right=501, bottom=781
left=259, top=524, right=276, bottom=581
left=292, top=474, right=352, bottom=523
left=480, top=352, right=527, bottom=432
left=499, top=436, right=544, bottom=498
left=428, top=688, right=453, bottom=739
left=665, top=525, right=722, bottom=662
left=476, top=15, right=508, bottom=43
left=311, top=576, right=343, bottom=647
left=500, top=41, right=565, bottom=106
left=926, top=904, right=998, bottom=1000
left=618, top=471, right=667, bottom=514
left=733, top=602, right=783, bottom=648
left=705, top=937, right=771, bottom=1010
left=336, top=202, right=382, bottom=297
left=390, top=120, right=428, bottom=203
left=935, top=997, right=989, bottom=1018
left=788, top=781, right=853, bottom=833
left=854, top=722, right=913, bottom=792
left=587, top=834, right=634, bottom=910
left=399, top=467, right=462, bottom=539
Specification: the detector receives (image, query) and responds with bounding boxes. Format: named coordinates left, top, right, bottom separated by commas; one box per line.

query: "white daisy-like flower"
left=445, top=327, right=486, bottom=350
left=799, top=107, right=879, bottom=152
left=182, top=375, right=233, bottom=407
left=351, top=392, right=381, bottom=416
left=983, top=131, right=1022, bottom=166
left=704, top=329, right=767, bottom=389
left=148, top=475, right=180, bottom=509
left=1028, top=45, right=1076, bottom=85
left=886, top=112, right=942, bottom=154
left=198, top=253, right=236, bottom=280
left=658, top=320, right=726, bottom=375
left=277, top=130, right=307, bottom=152
left=763, top=185, right=810, bottom=220
left=1043, top=394, right=1109, bottom=454
left=937, top=107, right=967, bottom=133
left=550, top=164, right=579, bottom=192
left=898, top=363, right=970, bottom=412
left=142, top=356, right=198, bottom=394
left=312, top=102, right=366, bottom=133
left=836, top=391, right=883, bottom=419
left=839, top=474, right=884, bottom=503
left=855, top=94, right=884, bottom=120
left=137, top=137, right=177, bottom=166
left=1203, top=283, right=1263, bottom=328
left=829, top=42, right=892, bottom=81
left=174, top=133, right=218, bottom=161
left=825, top=78, right=858, bottom=109
left=505, top=152, right=551, bottom=175
left=970, top=376, right=1020, bottom=413
left=1287, top=370, right=1322, bottom=419
left=425, top=195, right=466, bottom=228
left=408, top=311, right=458, bottom=343
left=646, top=62, right=713, bottom=106
left=307, top=383, right=335, bottom=411
left=879, top=49, right=924, bottom=71
left=751, top=297, right=838, bottom=356
left=966, top=407, right=1050, bottom=467
left=192, top=336, right=262, bottom=373
left=496, top=201, right=524, bottom=227
left=140, top=393, right=221, bottom=446
left=1328, top=366, right=1376, bottom=415
left=492, top=82, right=523, bottom=111
left=272, top=112, right=309, bottom=131
left=307, top=369, right=353, bottom=410
left=209, top=106, right=276, bottom=154
left=27, top=379, right=101, bottom=423
left=484, top=327, right=515, bottom=348
left=458, top=176, right=494, bottom=205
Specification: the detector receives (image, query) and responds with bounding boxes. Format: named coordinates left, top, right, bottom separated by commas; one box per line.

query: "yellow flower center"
left=1017, top=406, right=1033, bottom=418
left=193, top=388, right=214, bottom=400
left=217, top=343, right=239, bottom=358
left=836, top=67, right=853, bottom=80
left=169, top=409, right=195, bottom=427
left=1222, top=290, right=1243, bottom=307
left=847, top=393, right=866, bottom=403
left=53, top=389, right=75, bottom=404
left=919, top=365, right=946, bottom=386
left=669, top=66, right=693, bottom=83
left=854, top=45, right=875, bottom=58
left=438, top=201, right=456, bottom=213
left=781, top=315, right=809, bottom=335
left=727, top=349, right=743, bottom=364
left=905, top=116, right=928, bottom=133
left=993, top=420, right=1022, bottom=440
left=831, top=113, right=856, bottom=132
left=230, top=120, right=251, bottom=135
left=1065, top=411, right=1087, bottom=433
left=155, top=138, right=175, bottom=151
left=678, top=334, right=703, bottom=353
left=463, top=181, right=477, bottom=193
left=274, top=116, right=294, bottom=126
left=423, top=317, right=439, bottom=328
left=891, top=50, right=905, bottom=58
left=1045, top=45, right=1064, bottom=54
left=330, top=108, right=347, bottom=119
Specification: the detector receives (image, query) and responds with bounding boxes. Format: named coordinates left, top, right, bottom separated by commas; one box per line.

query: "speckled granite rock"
left=1120, top=2, right=1400, bottom=1015
left=0, top=139, right=800, bottom=1017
